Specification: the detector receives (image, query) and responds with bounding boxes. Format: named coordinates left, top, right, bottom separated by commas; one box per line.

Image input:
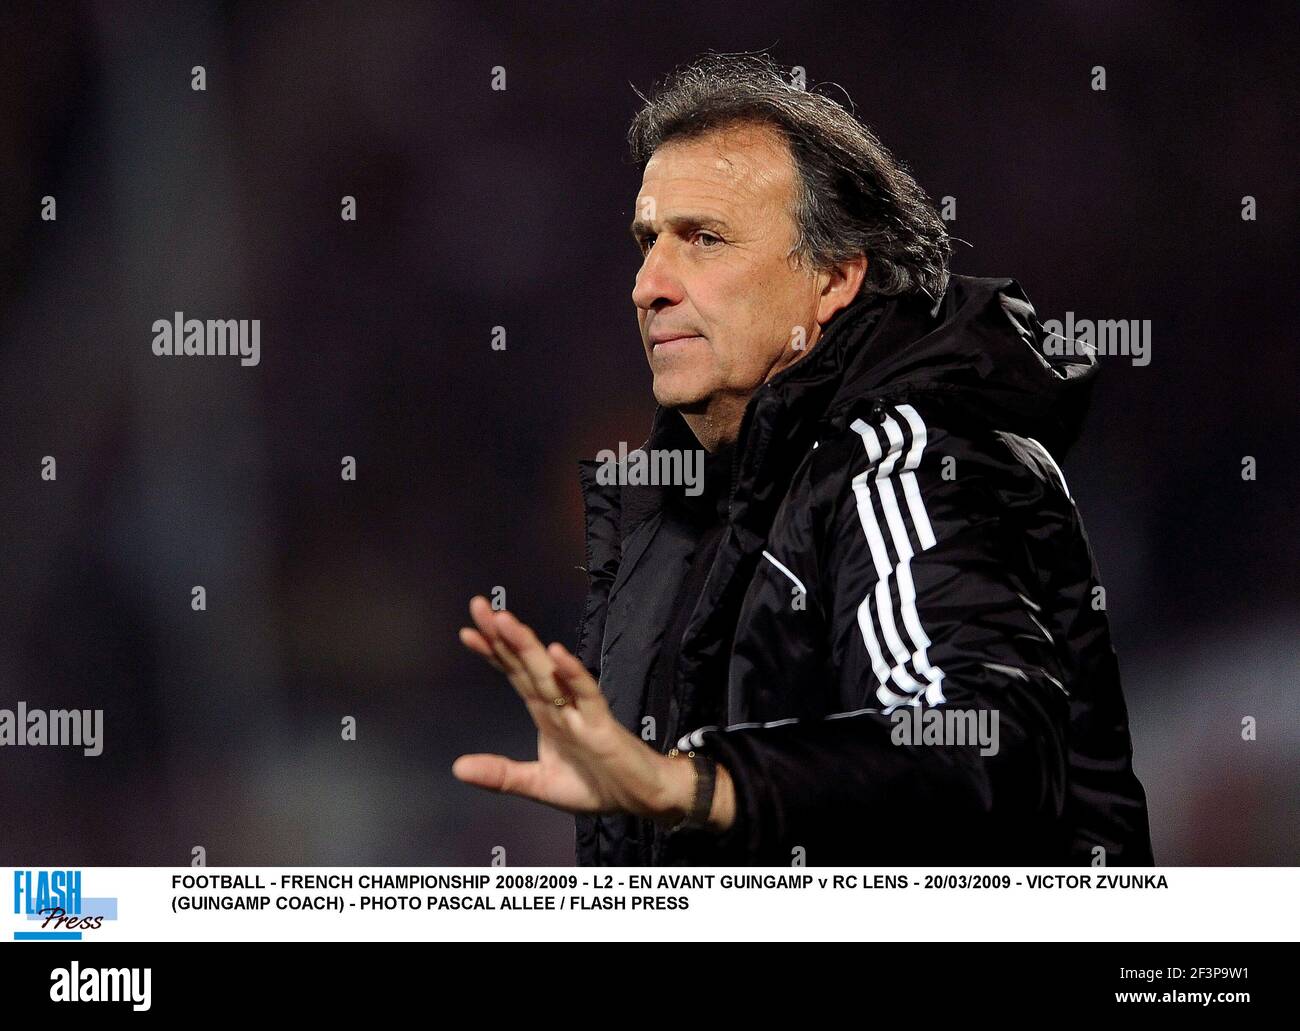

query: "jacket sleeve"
left=686, top=401, right=1073, bottom=865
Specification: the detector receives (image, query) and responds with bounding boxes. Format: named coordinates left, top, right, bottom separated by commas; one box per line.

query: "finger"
left=468, top=604, right=575, bottom=738
left=469, top=595, right=503, bottom=647
left=548, top=643, right=603, bottom=701
left=495, top=641, right=548, bottom=706
left=452, top=753, right=544, bottom=801
left=459, top=627, right=505, bottom=672
left=469, top=598, right=546, bottom=704
left=495, top=609, right=574, bottom=707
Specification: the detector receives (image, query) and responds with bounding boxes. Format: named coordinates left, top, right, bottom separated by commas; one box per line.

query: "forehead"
left=636, top=122, right=797, bottom=217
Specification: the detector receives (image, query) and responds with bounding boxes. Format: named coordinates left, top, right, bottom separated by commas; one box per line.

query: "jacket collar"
left=608, top=290, right=895, bottom=548
left=592, top=274, right=1098, bottom=547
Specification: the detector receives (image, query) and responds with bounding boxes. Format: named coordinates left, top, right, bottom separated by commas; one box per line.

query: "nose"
left=632, top=239, right=685, bottom=312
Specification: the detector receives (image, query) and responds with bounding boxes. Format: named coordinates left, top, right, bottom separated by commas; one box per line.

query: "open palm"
left=454, top=596, right=672, bottom=820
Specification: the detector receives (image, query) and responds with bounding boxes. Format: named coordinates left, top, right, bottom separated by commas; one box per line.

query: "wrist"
left=650, top=750, right=735, bottom=834
left=705, top=761, right=735, bottom=833
left=649, top=751, right=696, bottom=827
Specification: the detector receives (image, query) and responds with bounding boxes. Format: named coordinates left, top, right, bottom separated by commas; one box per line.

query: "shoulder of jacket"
left=796, top=397, right=1050, bottom=509
left=804, top=398, right=965, bottom=478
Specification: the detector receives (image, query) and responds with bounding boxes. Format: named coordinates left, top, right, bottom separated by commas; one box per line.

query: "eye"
left=693, top=231, right=723, bottom=248
left=636, top=234, right=656, bottom=256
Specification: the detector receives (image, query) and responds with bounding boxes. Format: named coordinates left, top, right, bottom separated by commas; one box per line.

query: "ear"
left=814, top=253, right=869, bottom=327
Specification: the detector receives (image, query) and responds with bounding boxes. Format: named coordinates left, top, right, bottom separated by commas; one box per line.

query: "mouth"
left=650, top=334, right=704, bottom=353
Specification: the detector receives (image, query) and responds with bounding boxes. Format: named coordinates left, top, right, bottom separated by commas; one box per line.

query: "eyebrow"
left=628, top=213, right=731, bottom=240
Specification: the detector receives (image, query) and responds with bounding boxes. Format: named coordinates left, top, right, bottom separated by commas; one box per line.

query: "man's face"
left=630, top=123, right=826, bottom=420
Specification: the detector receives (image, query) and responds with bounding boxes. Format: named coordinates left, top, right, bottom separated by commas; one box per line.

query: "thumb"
left=452, top=753, right=543, bottom=801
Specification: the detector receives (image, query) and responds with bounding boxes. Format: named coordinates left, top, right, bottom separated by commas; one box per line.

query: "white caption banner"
left=3, top=867, right=1293, bottom=941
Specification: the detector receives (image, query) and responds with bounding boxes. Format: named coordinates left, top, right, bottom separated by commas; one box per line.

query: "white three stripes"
left=850, top=404, right=946, bottom=709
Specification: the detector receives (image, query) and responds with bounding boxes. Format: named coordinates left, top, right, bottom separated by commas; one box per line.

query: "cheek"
left=698, top=267, right=806, bottom=380
left=759, top=276, right=816, bottom=351
left=709, top=309, right=769, bottom=381
left=738, top=297, right=797, bottom=371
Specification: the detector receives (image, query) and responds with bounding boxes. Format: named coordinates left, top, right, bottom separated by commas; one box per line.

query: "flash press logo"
left=12, top=870, right=118, bottom=940
left=50, top=963, right=151, bottom=1012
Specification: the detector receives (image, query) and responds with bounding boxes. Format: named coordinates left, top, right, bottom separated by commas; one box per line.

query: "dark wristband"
left=667, top=752, right=717, bottom=834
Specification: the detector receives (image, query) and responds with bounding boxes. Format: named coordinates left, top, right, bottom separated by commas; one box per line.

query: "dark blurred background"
left=0, top=1, right=1295, bottom=865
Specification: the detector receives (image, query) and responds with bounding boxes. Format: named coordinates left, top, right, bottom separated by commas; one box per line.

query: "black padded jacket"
left=573, top=275, right=1154, bottom=867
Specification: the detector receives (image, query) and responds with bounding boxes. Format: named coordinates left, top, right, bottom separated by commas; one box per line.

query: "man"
left=454, top=54, right=1154, bottom=866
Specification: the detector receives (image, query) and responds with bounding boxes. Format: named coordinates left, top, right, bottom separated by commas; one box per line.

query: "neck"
left=678, top=394, right=747, bottom=452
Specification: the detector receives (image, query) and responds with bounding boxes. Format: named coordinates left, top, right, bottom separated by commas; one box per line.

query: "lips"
left=650, top=334, right=703, bottom=350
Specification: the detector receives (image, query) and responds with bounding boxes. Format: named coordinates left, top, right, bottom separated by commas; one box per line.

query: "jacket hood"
left=778, top=274, right=1098, bottom=456
left=644, top=274, right=1098, bottom=461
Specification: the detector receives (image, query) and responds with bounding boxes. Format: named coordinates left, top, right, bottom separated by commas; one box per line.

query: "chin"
left=652, top=373, right=713, bottom=410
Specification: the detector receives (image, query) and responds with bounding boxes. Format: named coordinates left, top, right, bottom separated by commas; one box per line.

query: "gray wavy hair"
left=628, top=53, right=952, bottom=303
